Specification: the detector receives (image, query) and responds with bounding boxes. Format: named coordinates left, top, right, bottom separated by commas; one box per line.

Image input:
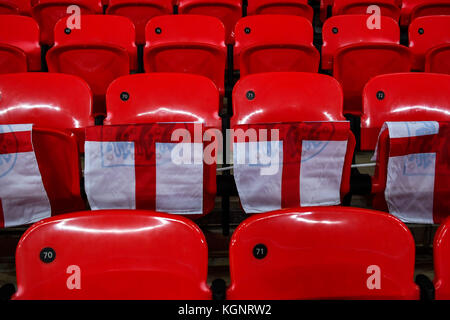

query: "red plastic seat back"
left=178, top=0, right=242, bottom=44
left=105, top=73, right=221, bottom=128
left=0, top=0, right=19, bottom=14
left=401, top=0, right=450, bottom=26
left=0, top=44, right=27, bottom=74
left=13, top=210, right=211, bottom=299
left=31, top=0, right=103, bottom=45
left=0, top=15, right=41, bottom=71
left=47, top=15, right=136, bottom=115
left=232, top=72, right=346, bottom=126
left=227, top=207, right=420, bottom=300
left=409, top=16, right=450, bottom=70
left=434, top=218, right=450, bottom=299
left=247, top=0, right=314, bottom=22
left=234, top=15, right=319, bottom=74
left=106, top=0, right=172, bottom=45
left=0, top=73, right=93, bottom=145
left=361, top=73, right=450, bottom=150
left=334, top=43, right=411, bottom=115
left=322, top=15, right=400, bottom=71
left=144, top=15, right=227, bottom=96
left=332, top=0, right=400, bottom=20
left=425, top=43, right=450, bottom=75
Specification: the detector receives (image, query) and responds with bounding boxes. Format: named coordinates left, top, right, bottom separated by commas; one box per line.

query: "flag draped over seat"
left=0, top=124, right=51, bottom=228
left=85, top=123, right=211, bottom=215
left=373, top=121, right=450, bottom=224
left=232, top=121, right=352, bottom=214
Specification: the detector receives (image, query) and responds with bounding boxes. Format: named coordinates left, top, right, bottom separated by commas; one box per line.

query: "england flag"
left=373, top=121, right=450, bottom=224
left=232, top=121, right=353, bottom=213
left=85, top=123, right=212, bottom=215
left=0, top=124, right=51, bottom=228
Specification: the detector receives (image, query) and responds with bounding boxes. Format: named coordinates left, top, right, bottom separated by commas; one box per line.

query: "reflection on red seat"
left=332, top=0, right=400, bottom=20
left=361, top=73, right=450, bottom=151
left=178, top=0, right=242, bottom=44
left=0, top=15, right=41, bottom=72
left=434, top=218, right=450, bottom=299
left=232, top=72, right=346, bottom=126
left=13, top=210, right=211, bottom=300
left=247, top=0, right=313, bottom=22
left=31, top=0, right=102, bottom=45
left=0, top=73, right=93, bottom=146
left=144, top=15, right=227, bottom=97
left=233, top=15, right=319, bottom=75
left=106, top=0, right=172, bottom=45
left=401, top=0, right=450, bottom=26
left=105, top=73, right=221, bottom=128
left=47, top=15, right=136, bottom=115
left=323, top=15, right=410, bottom=115
left=105, top=73, right=220, bottom=216
left=409, top=16, right=450, bottom=71
left=227, top=207, right=420, bottom=300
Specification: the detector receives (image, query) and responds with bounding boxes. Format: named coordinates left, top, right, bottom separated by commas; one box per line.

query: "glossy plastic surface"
left=233, top=15, right=319, bottom=74
left=106, top=0, right=172, bottom=45
left=0, top=73, right=94, bottom=146
left=31, top=0, right=103, bottom=45
left=247, top=0, right=313, bottom=22
left=232, top=72, right=346, bottom=125
left=434, top=218, right=450, bottom=299
left=401, top=0, right=450, bottom=26
left=13, top=210, right=211, bottom=299
left=144, top=15, right=227, bottom=96
left=361, top=73, right=450, bottom=150
left=0, top=0, right=31, bottom=14
left=322, top=15, right=400, bottom=71
left=227, top=206, right=420, bottom=300
left=105, top=73, right=221, bottom=128
left=334, top=43, right=411, bottom=115
left=332, top=0, right=400, bottom=20
left=178, top=0, right=242, bottom=44
left=425, top=43, right=450, bottom=75
left=47, top=15, right=136, bottom=115
left=0, top=44, right=27, bottom=74
left=0, top=15, right=41, bottom=71
left=409, top=16, right=450, bottom=71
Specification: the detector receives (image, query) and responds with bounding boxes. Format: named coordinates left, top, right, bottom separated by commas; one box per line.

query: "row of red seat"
left=5, top=206, right=450, bottom=299
left=2, top=0, right=450, bottom=44
left=0, top=72, right=449, bottom=221
left=1, top=14, right=449, bottom=115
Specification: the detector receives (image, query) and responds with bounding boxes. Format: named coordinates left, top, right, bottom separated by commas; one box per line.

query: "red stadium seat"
left=425, top=43, right=450, bottom=75
left=409, top=16, right=450, bottom=71
left=0, top=73, right=94, bottom=146
left=178, top=0, right=242, bottom=44
left=0, top=45, right=27, bottom=74
left=434, top=218, right=450, bottom=299
left=0, top=126, right=85, bottom=228
left=232, top=72, right=346, bottom=126
left=401, top=0, right=450, bottom=26
left=227, top=207, right=420, bottom=299
left=0, top=0, right=31, bottom=14
left=0, top=15, right=41, bottom=72
left=233, top=15, right=319, bottom=75
left=105, top=73, right=220, bottom=215
left=247, top=0, right=314, bottom=22
left=323, top=15, right=411, bottom=115
left=13, top=210, right=211, bottom=299
left=31, top=0, right=103, bottom=45
left=105, top=73, right=221, bottom=128
left=106, top=0, right=172, bottom=45
left=47, top=15, right=136, bottom=115
left=332, top=0, right=400, bottom=20
left=144, top=15, right=227, bottom=97
left=232, top=72, right=354, bottom=200
left=361, top=73, right=450, bottom=151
